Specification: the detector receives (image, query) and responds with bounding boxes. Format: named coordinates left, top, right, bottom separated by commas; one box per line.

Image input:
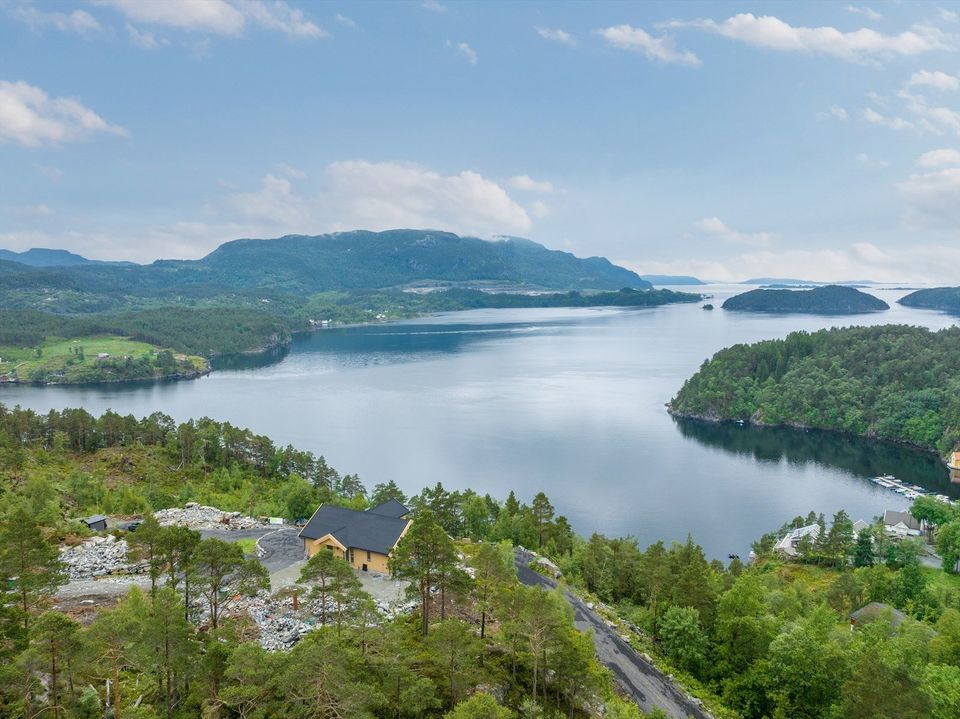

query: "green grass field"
left=0, top=335, right=208, bottom=384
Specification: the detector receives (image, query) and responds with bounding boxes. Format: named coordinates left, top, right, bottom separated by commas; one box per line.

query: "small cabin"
left=83, top=514, right=108, bottom=532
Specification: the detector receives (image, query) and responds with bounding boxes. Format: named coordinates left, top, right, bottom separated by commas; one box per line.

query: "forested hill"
left=187, top=230, right=648, bottom=292
left=670, top=325, right=960, bottom=455
left=0, top=247, right=132, bottom=267
left=722, top=285, right=889, bottom=314
left=900, top=287, right=960, bottom=314
left=0, top=231, right=649, bottom=312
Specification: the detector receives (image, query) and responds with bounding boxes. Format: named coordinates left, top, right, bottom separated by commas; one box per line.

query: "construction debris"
left=154, top=502, right=265, bottom=530
left=59, top=535, right=146, bottom=580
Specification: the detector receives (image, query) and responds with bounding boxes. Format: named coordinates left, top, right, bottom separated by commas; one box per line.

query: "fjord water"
left=3, top=286, right=958, bottom=558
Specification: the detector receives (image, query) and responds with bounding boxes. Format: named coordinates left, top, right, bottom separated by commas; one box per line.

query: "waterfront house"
left=774, top=523, right=821, bottom=558
left=852, top=519, right=870, bottom=536
left=883, top=510, right=924, bottom=540
left=298, top=500, right=412, bottom=573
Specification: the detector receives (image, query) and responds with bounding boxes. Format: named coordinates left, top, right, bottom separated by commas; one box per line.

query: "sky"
left=2, top=0, right=960, bottom=282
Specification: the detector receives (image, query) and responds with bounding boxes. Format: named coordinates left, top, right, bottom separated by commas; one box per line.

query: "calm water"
left=3, top=286, right=958, bottom=558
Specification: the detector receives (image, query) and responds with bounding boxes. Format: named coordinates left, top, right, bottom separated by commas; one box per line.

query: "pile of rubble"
left=59, top=535, right=146, bottom=580
left=225, top=593, right=318, bottom=651
left=154, top=503, right=264, bottom=531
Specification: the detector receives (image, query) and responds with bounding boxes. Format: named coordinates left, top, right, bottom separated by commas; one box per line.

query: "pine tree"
left=0, top=505, right=67, bottom=629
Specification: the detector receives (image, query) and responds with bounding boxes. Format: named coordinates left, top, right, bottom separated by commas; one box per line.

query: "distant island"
left=640, top=274, right=706, bottom=286
left=741, top=277, right=878, bottom=286
left=722, top=285, right=889, bottom=314
left=899, top=287, right=960, bottom=314
left=669, top=324, right=960, bottom=457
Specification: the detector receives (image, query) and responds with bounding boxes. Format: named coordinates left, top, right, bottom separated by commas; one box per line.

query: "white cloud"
left=863, top=107, right=915, bottom=131
left=13, top=6, right=102, bottom=34
left=233, top=0, right=326, bottom=39
left=456, top=42, right=478, bottom=65
left=0, top=79, right=127, bottom=147
left=529, top=200, right=550, bottom=219
left=666, top=14, right=949, bottom=61
left=93, top=0, right=245, bottom=35
left=276, top=163, right=307, bottom=179
left=941, top=8, right=959, bottom=23
left=93, top=0, right=325, bottom=39
left=693, top=217, right=773, bottom=246
left=627, top=243, right=960, bottom=284
left=845, top=5, right=883, bottom=22
left=917, top=148, right=960, bottom=166
left=422, top=0, right=446, bottom=12
left=899, top=91, right=960, bottom=135
left=335, top=14, right=358, bottom=29
left=225, top=161, right=534, bottom=239
left=126, top=23, right=163, bottom=49
left=509, top=175, right=554, bottom=193
left=898, top=166, right=960, bottom=226
left=11, top=204, right=54, bottom=217
left=536, top=27, right=576, bottom=47
left=318, top=161, right=531, bottom=236
left=597, top=24, right=700, bottom=66
left=230, top=172, right=311, bottom=225
left=856, top=152, right=888, bottom=167
left=36, top=164, right=64, bottom=180
left=908, top=69, right=959, bottom=91
left=817, top=105, right=849, bottom=121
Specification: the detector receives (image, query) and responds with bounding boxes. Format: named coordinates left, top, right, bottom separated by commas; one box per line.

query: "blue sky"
left=2, top=0, right=960, bottom=282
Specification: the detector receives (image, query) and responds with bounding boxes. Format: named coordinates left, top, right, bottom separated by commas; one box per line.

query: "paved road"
left=515, top=550, right=711, bottom=719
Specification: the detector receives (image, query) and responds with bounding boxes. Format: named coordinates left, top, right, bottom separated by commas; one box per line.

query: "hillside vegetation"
left=722, top=285, right=889, bottom=314
left=2, top=405, right=959, bottom=719
left=0, top=307, right=296, bottom=358
left=670, top=324, right=960, bottom=454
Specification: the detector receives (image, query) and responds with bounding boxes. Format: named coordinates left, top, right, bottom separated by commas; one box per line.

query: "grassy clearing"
left=236, top=538, right=258, bottom=555
left=0, top=334, right=208, bottom=384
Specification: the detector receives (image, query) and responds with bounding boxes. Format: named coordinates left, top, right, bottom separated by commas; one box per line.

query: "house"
left=883, top=510, right=924, bottom=540
left=298, top=500, right=412, bottom=573
left=852, top=519, right=870, bottom=536
left=83, top=514, right=108, bottom=532
left=774, top=523, right=821, bottom=557
left=850, top=602, right=907, bottom=631
left=96, top=352, right=110, bottom=360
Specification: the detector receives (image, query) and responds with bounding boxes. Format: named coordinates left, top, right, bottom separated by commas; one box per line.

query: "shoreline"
left=666, top=404, right=953, bottom=469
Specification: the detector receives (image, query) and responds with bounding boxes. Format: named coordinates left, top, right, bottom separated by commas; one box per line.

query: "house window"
left=366, top=550, right=371, bottom=561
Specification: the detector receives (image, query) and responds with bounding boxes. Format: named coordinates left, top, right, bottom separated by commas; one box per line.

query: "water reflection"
left=673, top=416, right=959, bottom=498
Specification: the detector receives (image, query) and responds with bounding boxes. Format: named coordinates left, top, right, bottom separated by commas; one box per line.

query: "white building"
left=774, top=523, right=821, bottom=557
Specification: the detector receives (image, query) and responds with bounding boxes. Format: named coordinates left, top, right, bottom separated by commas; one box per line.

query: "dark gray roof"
left=883, top=510, right=922, bottom=531
left=299, top=504, right=409, bottom=555
left=84, top=515, right=108, bottom=525
left=368, top=498, right=411, bottom=518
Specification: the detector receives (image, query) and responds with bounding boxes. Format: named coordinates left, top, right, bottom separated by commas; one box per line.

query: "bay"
left=3, top=286, right=957, bottom=558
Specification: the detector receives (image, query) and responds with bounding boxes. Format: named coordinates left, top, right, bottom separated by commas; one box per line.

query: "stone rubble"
left=222, top=591, right=418, bottom=651
left=154, top=502, right=265, bottom=530
left=59, top=535, right=146, bottom=580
